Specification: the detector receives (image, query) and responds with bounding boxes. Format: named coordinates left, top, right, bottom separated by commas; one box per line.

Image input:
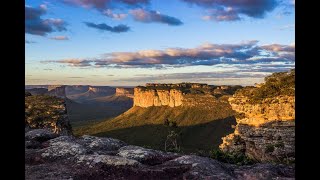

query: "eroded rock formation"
left=116, top=88, right=134, bottom=98
left=133, top=83, right=242, bottom=108
left=134, top=87, right=184, bottom=107
left=219, top=70, right=295, bottom=163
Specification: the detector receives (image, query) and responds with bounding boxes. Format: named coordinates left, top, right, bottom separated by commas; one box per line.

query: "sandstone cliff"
left=133, top=83, right=242, bottom=108
left=134, top=87, right=184, bottom=107
left=219, top=70, right=295, bottom=163
left=116, top=87, right=134, bottom=98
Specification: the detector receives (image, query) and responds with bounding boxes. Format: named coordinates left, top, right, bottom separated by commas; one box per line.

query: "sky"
left=25, top=0, right=295, bottom=86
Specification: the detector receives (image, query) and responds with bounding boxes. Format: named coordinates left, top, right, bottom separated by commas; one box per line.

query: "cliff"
left=134, top=87, right=184, bottom=107
left=219, top=70, right=295, bottom=163
left=116, top=87, right=134, bottom=98
left=133, top=83, right=242, bottom=108
left=25, top=93, right=72, bottom=135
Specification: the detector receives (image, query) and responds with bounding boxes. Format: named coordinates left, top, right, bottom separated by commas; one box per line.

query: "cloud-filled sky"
left=25, top=0, right=295, bottom=86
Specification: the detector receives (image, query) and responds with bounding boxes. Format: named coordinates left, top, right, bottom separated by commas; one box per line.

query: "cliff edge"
left=219, top=69, right=295, bottom=163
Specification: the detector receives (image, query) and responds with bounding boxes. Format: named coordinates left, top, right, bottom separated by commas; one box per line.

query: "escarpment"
left=116, top=87, right=134, bottom=98
left=47, top=85, right=66, bottom=98
left=134, top=87, right=184, bottom=107
left=133, top=83, right=241, bottom=108
left=219, top=70, right=295, bottom=163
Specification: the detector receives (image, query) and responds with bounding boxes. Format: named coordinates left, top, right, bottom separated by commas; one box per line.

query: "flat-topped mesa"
left=134, top=86, right=183, bottom=107
left=88, top=86, right=114, bottom=94
left=116, top=88, right=134, bottom=98
left=146, top=83, right=210, bottom=89
left=47, top=85, right=66, bottom=98
left=133, top=83, right=242, bottom=108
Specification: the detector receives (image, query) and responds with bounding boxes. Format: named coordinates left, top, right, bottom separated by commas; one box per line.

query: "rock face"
left=219, top=95, right=295, bottom=163
left=25, top=94, right=72, bottom=135
left=133, top=83, right=242, bottom=108
left=25, top=128, right=294, bottom=180
left=134, top=87, right=184, bottom=107
left=116, top=87, right=134, bottom=98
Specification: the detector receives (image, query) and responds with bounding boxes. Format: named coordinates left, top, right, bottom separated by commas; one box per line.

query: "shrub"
left=265, top=144, right=275, bottom=153
left=210, top=149, right=254, bottom=165
left=235, top=69, right=295, bottom=104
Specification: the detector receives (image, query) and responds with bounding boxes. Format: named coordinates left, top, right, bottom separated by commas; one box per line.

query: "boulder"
left=166, top=155, right=234, bottom=179
left=77, top=135, right=126, bottom=154
left=25, top=129, right=58, bottom=142
left=41, top=136, right=88, bottom=159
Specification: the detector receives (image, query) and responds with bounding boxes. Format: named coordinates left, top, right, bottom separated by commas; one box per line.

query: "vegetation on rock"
left=235, top=69, right=295, bottom=104
left=210, top=149, right=254, bottom=165
left=25, top=94, right=72, bottom=134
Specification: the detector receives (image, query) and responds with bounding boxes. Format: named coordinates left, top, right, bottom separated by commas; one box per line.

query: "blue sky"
left=25, top=0, right=295, bottom=86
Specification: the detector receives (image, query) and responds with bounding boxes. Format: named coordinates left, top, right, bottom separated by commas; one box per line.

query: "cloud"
left=279, top=24, right=295, bottom=30
left=261, top=43, right=295, bottom=52
left=25, top=40, right=36, bottom=44
left=67, top=77, right=84, bottom=78
left=84, top=22, right=130, bottom=33
left=103, top=9, right=127, bottom=20
left=202, top=7, right=240, bottom=21
left=42, top=41, right=295, bottom=68
left=50, top=36, right=69, bottom=40
left=61, top=0, right=149, bottom=10
left=130, top=9, right=183, bottom=25
left=182, top=0, right=278, bottom=21
left=25, top=5, right=67, bottom=36
left=116, top=63, right=294, bottom=85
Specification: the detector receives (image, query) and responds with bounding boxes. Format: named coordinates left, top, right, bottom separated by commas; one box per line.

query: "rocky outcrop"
left=116, top=87, right=134, bottom=98
left=25, top=94, right=72, bottom=135
left=220, top=95, right=295, bottom=163
left=25, top=128, right=294, bottom=180
left=134, top=87, right=184, bottom=107
left=133, top=83, right=243, bottom=108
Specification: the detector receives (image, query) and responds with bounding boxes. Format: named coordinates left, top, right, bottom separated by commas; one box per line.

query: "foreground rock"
left=26, top=129, right=294, bottom=179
